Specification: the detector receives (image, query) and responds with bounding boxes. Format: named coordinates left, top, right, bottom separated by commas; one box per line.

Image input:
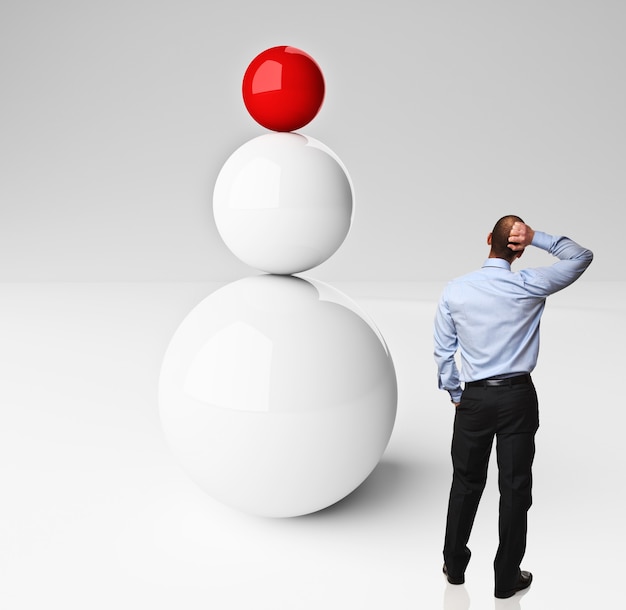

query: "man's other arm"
left=434, top=293, right=462, bottom=405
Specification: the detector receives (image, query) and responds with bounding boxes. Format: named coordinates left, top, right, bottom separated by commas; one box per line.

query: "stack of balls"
left=159, top=46, right=398, bottom=517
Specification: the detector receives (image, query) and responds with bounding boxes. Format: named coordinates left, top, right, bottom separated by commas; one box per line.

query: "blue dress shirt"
left=434, top=231, right=593, bottom=403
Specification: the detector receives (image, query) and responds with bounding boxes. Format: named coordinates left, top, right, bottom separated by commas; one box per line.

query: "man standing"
left=433, top=216, right=593, bottom=599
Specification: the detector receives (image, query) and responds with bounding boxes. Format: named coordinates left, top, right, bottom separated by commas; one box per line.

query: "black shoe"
left=495, top=571, right=533, bottom=599
left=442, top=564, right=465, bottom=585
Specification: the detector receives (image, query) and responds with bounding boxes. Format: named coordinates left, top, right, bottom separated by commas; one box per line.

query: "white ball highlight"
left=213, top=133, right=353, bottom=275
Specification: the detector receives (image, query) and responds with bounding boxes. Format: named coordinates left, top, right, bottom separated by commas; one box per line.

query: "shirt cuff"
left=449, top=389, right=462, bottom=403
left=530, top=230, right=553, bottom=251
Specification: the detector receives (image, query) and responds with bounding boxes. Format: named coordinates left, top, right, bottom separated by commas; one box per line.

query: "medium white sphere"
left=158, top=275, right=397, bottom=517
left=213, top=133, right=353, bottom=275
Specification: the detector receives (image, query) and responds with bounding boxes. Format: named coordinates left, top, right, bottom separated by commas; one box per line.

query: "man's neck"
left=488, top=252, right=515, bottom=263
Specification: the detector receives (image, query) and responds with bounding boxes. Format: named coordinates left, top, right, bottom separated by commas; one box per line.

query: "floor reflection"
left=442, top=583, right=470, bottom=610
left=494, top=591, right=526, bottom=610
left=442, top=582, right=528, bottom=610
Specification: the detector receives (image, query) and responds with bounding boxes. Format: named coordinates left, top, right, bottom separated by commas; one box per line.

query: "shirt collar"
left=482, top=258, right=511, bottom=271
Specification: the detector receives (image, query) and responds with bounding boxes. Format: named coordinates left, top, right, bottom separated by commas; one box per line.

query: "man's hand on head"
left=508, top=222, right=535, bottom=252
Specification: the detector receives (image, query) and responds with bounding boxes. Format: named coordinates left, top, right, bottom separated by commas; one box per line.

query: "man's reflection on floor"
left=442, top=582, right=528, bottom=610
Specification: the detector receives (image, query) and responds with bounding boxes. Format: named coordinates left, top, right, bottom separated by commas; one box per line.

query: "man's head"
left=487, top=215, right=525, bottom=262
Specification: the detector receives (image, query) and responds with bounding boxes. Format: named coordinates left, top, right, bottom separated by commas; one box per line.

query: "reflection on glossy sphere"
left=242, top=46, right=325, bottom=132
left=213, top=132, right=353, bottom=275
left=159, top=275, right=397, bottom=517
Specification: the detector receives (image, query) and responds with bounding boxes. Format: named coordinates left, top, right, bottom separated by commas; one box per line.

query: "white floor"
left=0, top=280, right=623, bottom=609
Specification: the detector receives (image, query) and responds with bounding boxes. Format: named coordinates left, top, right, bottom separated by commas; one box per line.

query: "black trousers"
left=443, top=379, right=539, bottom=592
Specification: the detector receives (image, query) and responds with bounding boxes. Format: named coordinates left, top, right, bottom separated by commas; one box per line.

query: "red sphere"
left=242, top=46, right=325, bottom=132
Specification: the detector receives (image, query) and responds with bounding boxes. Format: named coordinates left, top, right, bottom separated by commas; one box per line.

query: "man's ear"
left=487, top=232, right=493, bottom=246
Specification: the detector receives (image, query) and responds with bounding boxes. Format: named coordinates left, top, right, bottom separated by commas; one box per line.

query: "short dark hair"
left=491, top=215, right=524, bottom=261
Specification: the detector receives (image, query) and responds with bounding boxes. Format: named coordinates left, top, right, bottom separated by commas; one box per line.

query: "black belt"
left=466, top=374, right=531, bottom=388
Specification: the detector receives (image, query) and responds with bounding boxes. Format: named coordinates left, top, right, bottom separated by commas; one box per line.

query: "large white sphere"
left=158, top=275, right=397, bottom=517
left=213, top=133, right=353, bottom=275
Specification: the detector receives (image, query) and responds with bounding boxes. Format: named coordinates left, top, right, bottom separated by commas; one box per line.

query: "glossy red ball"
left=242, top=46, right=325, bottom=132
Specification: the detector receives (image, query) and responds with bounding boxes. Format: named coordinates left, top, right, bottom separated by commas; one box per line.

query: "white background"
left=1, top=281, right=622, bottom=609
left=1, top=0, right=623, bottom=281
left=1, top=1, right=624, bottom=608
